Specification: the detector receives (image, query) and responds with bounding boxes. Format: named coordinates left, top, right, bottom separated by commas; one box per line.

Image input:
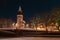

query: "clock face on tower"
left=18, top=15, right=23, bottom=18
left=17, top=15, right=23, bottom=22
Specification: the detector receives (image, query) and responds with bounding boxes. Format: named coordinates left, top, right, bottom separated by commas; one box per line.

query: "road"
left=0, top=37, right=60, bottom=40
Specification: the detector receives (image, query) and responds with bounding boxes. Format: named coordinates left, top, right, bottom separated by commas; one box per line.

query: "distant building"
left=15, top=6, right=25, bottom=29
left=0, top=18, right=13, bottom=28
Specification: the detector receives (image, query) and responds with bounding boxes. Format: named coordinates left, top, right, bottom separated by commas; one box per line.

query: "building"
left=15, top=6, right=25, bottom=29
left=0, top=18, right=13, bottom=28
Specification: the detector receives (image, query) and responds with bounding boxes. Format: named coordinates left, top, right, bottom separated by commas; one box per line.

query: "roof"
left=17, top=11, right=22, bottom=15
left=17, top=6, right=23, bottom=15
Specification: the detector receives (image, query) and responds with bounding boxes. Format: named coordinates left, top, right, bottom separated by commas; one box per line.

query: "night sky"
left=0, top=0, right=60, bottom=21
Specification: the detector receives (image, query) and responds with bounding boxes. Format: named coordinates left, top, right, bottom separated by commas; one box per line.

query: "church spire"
left=18, top=6, right=22, bottom=13
left=17, top=0, right=22, bottom=15
left=17, top=6, right=22, bottom=15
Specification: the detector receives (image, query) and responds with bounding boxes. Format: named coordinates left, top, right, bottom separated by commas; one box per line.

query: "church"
left=15, top=6, right=26, bottom=29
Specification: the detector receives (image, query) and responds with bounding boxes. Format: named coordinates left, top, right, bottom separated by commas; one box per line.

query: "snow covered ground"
left=0, top=37, right=60, bottom=40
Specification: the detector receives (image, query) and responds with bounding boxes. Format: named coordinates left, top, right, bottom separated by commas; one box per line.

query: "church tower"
left=15, top=0, right=26, bottom=29
left=17, top=6, right=23, bottom=22
left=16, top=6, right=24, bottom=28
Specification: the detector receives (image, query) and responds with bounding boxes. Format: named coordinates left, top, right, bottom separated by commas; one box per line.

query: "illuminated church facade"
left=15, top=6, right=26, bottom=29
